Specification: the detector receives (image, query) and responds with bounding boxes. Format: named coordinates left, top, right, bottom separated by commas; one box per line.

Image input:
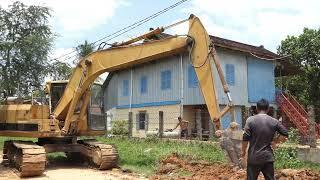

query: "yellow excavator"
left=0, top=14, right=234, bottom=177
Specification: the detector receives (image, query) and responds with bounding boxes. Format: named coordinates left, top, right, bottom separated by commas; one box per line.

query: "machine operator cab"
left=45, top=80, right=106, bottom=131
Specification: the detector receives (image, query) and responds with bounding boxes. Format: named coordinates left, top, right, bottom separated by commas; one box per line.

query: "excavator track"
left=2, top=140, right=46, bottom=177
left=80, top=139, right=118, bottom=170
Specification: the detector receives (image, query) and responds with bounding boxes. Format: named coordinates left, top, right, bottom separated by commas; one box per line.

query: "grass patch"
left=96, top=136, right=225, bottom=175
left=0, top=136, right=36, bottom=148
left=47, top=152, right=67, bottom=162
left=275, top=147, right=320, bottom=171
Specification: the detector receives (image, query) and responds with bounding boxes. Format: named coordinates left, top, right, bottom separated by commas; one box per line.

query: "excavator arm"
left=53, top=15, right=233, bottom=135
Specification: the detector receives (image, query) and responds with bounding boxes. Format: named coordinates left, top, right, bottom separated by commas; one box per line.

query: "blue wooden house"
left=102, top=35, right=290, bottom=138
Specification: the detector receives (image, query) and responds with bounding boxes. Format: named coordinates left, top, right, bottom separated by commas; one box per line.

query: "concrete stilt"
left=195, top=109, right=202, bottom=140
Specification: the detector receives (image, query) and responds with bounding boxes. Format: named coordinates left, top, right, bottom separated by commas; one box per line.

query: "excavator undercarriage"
left=2, top=138, right=118, bottom=177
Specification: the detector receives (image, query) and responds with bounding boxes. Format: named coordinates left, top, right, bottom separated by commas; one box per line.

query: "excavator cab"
left=88, top=83, right=106, bottom=131
left=45, top=80, right=106, bottom=131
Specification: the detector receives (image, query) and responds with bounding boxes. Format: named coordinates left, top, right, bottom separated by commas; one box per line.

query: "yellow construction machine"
left=0, top=14, right=234, bottom=177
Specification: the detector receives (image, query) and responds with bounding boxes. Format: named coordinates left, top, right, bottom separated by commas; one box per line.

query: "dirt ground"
left=0, top=153, right=147, bottom=180
left=150, top=153, right=320, bottom=180
left=1, top=153, right=320, bottom=179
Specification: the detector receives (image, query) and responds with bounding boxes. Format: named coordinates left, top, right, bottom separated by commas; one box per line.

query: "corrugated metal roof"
left=210, top=35, right=279, bottom=59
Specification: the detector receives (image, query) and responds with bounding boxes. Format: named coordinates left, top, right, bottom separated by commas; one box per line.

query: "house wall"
left=104, top=47, right=271, bottom=110
left=213, top=48, right=249, bottom=106
left=108, top=104, right=243, bottom=137
left=104, top=74, right=118, bottom=110
left=220, top=106, right=243, bottom=129
left=247, top=56, right=275, bottom=103
left=183, top=105, right=243, bottom=131
left=112, top=104, right=180, bottom=138
left=103, top=47, right=276, bottom=132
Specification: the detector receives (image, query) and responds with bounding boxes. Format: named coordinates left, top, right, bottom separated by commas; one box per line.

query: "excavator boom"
left=54, top=15, right=231, bottom=135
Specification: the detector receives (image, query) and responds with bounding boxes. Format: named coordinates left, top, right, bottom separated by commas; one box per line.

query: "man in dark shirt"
left=241, top=99, right=288, bottom=180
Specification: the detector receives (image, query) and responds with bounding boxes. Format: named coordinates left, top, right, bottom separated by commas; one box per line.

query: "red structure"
left=276, top=92, right=320, bottom=138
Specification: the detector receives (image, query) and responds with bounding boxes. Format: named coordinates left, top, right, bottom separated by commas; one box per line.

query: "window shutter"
left=225, top=64, right=235, bottom=85
left=167, top=71, right=171, bottom=89
left=161, top=71, right=165, bottom=89
left=145, top=113, right=149, bottom=131
left=161, top=70, right=171, bottom=90
left=188, top=65, right=198, bottom=88
left=140, top=76, right=147, bottom=94
left=122, top=80, right=129, bottom=96
left=136, top=113, right=139, bottom=130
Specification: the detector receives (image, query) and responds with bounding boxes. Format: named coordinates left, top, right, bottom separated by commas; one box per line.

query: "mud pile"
left=276, top=169, right=320, bottom=180
left=150, top=153, right=320, bottom=180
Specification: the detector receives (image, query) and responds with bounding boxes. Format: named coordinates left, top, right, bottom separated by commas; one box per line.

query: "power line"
left=91, top=0, right=188, bottom=46
left=50, top=0, right=190, bottom=63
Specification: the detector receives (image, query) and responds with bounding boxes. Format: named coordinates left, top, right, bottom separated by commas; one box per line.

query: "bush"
left=110, top=120, right=128, bottom=136
left=275, top=147, right=320, bottom=170
left=287, top=127, right=300, bottom=144
left=275, top=147, right=301, bottom=169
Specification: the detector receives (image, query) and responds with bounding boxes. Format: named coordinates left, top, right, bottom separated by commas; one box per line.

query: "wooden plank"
left=22, top=148, right=45, bottom=154
left=23, top=154, right=46, bottom=162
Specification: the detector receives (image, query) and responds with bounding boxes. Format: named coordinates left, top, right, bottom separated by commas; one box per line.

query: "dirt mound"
left=277, top=169, right=320, bottom=180
left=150, top=153, right=320, bottom=180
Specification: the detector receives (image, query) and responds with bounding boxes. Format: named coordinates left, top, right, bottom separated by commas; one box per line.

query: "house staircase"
left=276, top=92, right=320, bottom=138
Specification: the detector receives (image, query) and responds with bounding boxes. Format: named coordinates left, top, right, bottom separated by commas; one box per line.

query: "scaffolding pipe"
left=180, top=54, right=184, bottom=117
left=129, top=68, right=133, bottom=112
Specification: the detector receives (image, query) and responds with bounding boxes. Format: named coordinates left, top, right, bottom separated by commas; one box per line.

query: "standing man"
left=172, top=116, right=189, bottom=139
left=241, top=99, right=288, bottom=180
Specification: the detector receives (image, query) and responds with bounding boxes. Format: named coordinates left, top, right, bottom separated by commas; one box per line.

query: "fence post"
left=128, top=112, right=133, bottom=138
left=159, top=111, right=164, bottom=138
left=105, top=113, right=108, bottom=136
left=308, top=106, right=316, bottom=148
left=195, top=109, right=202, bottom=140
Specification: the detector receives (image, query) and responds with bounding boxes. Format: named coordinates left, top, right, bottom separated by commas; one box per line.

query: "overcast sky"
left=1, top=0, right=320, bottom=64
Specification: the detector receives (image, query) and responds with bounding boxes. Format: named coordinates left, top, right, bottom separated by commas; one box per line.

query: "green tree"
left=76, top=40, right=95, bottom=58
left=48, top=61, right=72, bottom=81
left=278, top=28, right=320, bottom=118
left=0, top=1, right=53, bottom=96
left=74, top=40, right=104, bottom=83
left=49, top=40, right=97, bottom=82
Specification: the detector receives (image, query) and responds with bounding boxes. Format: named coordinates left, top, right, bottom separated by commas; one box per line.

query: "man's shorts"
left=181, top=129, right=188, bottom=138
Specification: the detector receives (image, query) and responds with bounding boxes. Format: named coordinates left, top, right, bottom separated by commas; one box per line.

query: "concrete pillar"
left=274, top=107, right=278, bottom=119
left=308, top=106, right=316, bottom=148
left=231, top=107, right=236, bottom=122
left=159, top=111, right=164, bottom=138
left=195, top=109, right=202, bottom=140
left=209, top=118, right=214, bottom=139
left=128, top=112, right=133, bottom=138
